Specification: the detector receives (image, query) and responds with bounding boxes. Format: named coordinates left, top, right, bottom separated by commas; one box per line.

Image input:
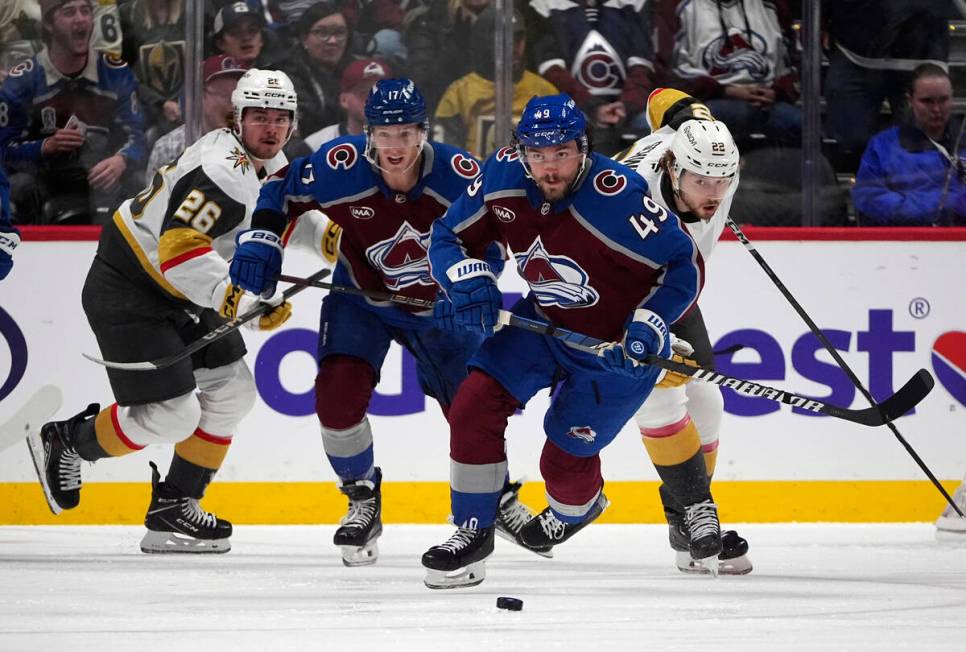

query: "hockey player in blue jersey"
left=0, top=164, right=17, bottom=280
left=0, top=0, right=145, bottom=224
left=420, top=94, right=714, bottom=589
left=230, top=78, right=542, bottom=567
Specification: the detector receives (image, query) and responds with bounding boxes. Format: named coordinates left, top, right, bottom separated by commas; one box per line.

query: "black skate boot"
left=518, top=492, right=609, bottom=551
left=26, top=403, right=99, bottom=515
left=422, top=524, right=495, bottom=589
left=494, top=480, right=554, bottom=558
left=668, top=507, right=752, bottom=575
left=683, top=499, right=722, bottom=575
left=140, top=462, right=232, bottom=554
left=333, top=468, right=383, bottom=566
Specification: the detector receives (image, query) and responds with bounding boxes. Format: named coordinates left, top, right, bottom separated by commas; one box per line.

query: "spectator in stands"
left=434, top=7, right=557, bottom=158
left=1, top=1, right=43, bottom=80
left=651, top=0, right=800, bottom=146
left=303, top=57, right=391, bottom=151
left=528, top=0, right=653, bottom=135
left=852, top=64, right=966, bottom=226
left=407, top=0, right=491, bottom=112
left=144, top=54, right=249, bottom=179
left=281, top=1, right=359, bottom=136
left=120, top=0, right=186, bottom=140
left=823, top=0, right=951, bottom=165
left=211, top=1, right=284, bottom=67
left=0, top=0, right=145, bottom=225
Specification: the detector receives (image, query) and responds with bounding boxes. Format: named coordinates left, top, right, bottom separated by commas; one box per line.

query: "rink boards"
left=1, top=227, right=964, bottom=524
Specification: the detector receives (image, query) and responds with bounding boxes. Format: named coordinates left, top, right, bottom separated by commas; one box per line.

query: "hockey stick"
left=726, top=220, right=959, bottom=515
left=0, top=385, right=63, bottom=452
left=277, top=273, right=435, bottom=310
left=81, top=268, right=332, bottom=371
left=278, top=273, right=933, bottom=427
left=497, top=311, right=933, bottom=427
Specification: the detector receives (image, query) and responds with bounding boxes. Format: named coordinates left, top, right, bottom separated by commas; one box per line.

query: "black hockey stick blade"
left=82, top=268, right=332, bottom=371
left=497, top=311, right=935, bottom=427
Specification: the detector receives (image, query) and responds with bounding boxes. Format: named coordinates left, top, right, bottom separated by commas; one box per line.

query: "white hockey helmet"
left=231, top=68, right=298, bottom=145
left=669, top=119, right=739, bottom=185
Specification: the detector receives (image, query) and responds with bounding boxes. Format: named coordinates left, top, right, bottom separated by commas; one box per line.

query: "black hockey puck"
left=496, top=596, right=523, bottom=611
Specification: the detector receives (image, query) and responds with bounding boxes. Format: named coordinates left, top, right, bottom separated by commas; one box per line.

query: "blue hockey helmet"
left=514, top=94, right=588, bottom=150
left=364, top=78, right=428, bottom=126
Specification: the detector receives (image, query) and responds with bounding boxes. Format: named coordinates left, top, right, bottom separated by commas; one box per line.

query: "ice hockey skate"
left=333, top=468, right=383, bottom=566
left=518, top=492, right=609, bottom=551
left=495, top=480, right=553, bottom=558
left=140, top=462, right=232, bottom=554
left=26, top=403, right=98, bottom=515
left=935, top=481, right=966, bottom=542
left=668, top=508, right=752, bottom=575
left=680, top=499, right=723, bottom=575
left=422, top=525, right=494, bottom=589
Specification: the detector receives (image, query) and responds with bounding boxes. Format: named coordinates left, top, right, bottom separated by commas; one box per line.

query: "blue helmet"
left=364, top=78, right=427, bottom=126
left=514, top=94, right=587, bottom=149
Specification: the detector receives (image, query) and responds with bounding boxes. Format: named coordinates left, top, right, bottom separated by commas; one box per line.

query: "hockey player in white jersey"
left=615, top=87, right=751, bottom=575
left=27, top=69, right=336, bottom=553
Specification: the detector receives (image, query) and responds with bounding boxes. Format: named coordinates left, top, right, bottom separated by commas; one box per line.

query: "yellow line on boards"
left=0, top=480, right=957, bottom=525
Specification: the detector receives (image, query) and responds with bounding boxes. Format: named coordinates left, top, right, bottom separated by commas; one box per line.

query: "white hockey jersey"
left=112, top=128, right=335, bottom=309
left=615, top=126, right=731, bottom=262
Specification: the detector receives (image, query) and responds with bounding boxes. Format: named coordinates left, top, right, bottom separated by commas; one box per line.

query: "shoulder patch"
left=8, top=59, right=33, bottom=78
left=450, top=153, right=480, bottom=179
left=593, top=169, right=627, bottom=196
left=226, top=146, right=252, bottom=173
left=326, top=142, right=358, bottom=170
left=103, top=51, right=127, bottom=68
left=495, top=146, right=519, bottom=163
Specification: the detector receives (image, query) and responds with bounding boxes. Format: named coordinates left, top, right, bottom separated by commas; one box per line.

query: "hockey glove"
left=655, top=335, right=698, bottom=389
left=219, top=284, right=293, bottom=331
left=432, top=291, right=459, bottom=332
left=597, top=309, right=672, bottom=379
left=0, top=226, right=19, bottom=281
left=229, top=229, right=283, bottom=296
left=446, top=259, right=501, bottom=336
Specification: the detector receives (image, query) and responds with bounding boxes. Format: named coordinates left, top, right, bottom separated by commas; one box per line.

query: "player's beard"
left=679, top=192, right=720, bottom=220
left=537, top=173, right=572, bottom=202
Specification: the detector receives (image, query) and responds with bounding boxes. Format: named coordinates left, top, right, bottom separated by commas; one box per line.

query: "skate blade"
left=675, top=551, right=745, bottom=576
left=340, top=541, right=379, bottom=567
left=25, top=431, right=62, bottom=516
left=140, top=530, right=231, bottom=554
left=495, top=527, right=554, bottom=559
left=423, top=561, right=486, bottom=590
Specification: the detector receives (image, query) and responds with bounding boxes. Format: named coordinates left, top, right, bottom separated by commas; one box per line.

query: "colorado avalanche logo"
left=573, top=32, right=625, bottom=96
left=567, top=426, right=597, bottom=443
left=932, top=331, right=966, bottom=407
left=514, top=237, right=599, bottom=309
left=594, top=170, right=626, bottom=196
left=496, top=146, right=519, bottom=163
left=701, top=29, right=771, bottom=81
left=326, top=143, right=358, bottom=170
left=451, top=154, right=480, bottom=179
left=364, top=222, right=434, bottom=291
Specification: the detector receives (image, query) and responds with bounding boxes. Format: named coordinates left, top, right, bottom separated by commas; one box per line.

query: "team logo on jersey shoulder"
left=593, top=170, right=627, bottom=196
left=350, top=205, right=375, bottom=219
left=492, top=205, right=515, bottom=223
left=364, top=221, right=434, bottom=291
left=8, top=59, right=34, bottom=77
left=451, top=153, right=480, bottom=179
left=326, top=143, right=358, bottom=170
left=495, top=146, right=519, bottom=163
left=226, top=146, right=251, bottom=173
left=514, top=236, right=599, bottom=309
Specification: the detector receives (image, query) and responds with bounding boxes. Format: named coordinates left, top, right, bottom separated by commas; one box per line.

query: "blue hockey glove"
left=446, top=259, right=501, bottom=336
left=432, top=291, right=459, bottom=332
left=597, top=342, right=649, bottom=378
left=623, top=309, right=671, bottom=362
left=0, top=226, right=19, bottom=281
left=229, top=229, right=283, bottom=296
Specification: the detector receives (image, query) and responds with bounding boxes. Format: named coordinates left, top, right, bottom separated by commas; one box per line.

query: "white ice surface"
left=1, top=524, right=964, bottom=651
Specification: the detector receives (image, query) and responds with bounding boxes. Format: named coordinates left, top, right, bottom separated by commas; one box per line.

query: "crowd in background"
left=1, top=0, right=965, bottom=228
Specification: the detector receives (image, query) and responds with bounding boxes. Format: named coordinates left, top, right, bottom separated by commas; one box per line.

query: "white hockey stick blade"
left=0, top=385, right=63, bottom=452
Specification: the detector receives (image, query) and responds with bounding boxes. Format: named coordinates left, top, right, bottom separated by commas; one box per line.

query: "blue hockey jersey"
left=429, top=146, right=703, bottom=342
left=256, top=135, right=501, bottom=327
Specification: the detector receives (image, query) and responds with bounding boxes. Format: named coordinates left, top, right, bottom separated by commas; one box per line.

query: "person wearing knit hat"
left=213, top=1, right=266, bottom=66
